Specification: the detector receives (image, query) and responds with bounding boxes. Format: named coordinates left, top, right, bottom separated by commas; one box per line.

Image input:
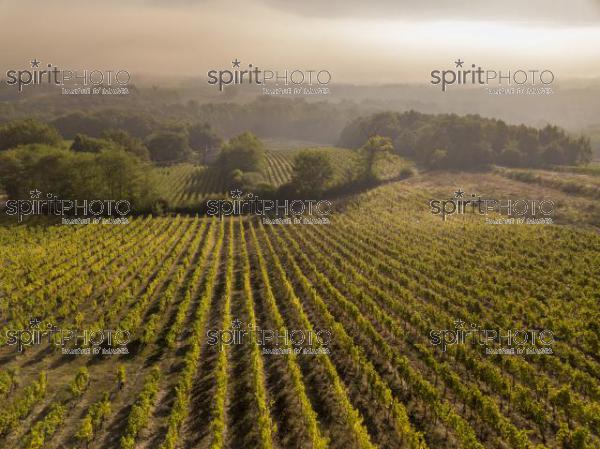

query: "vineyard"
left=153, top=149, right=297, bottom=208
left=155, top=144, right=410, bottom=210
left=496, top=168, right=600, bottom=200
left=0, top=169, right=599, bottom=449
left=154, top=145, right=365, bottom=208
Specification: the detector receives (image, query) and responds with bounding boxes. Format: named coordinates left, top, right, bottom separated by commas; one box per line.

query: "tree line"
left=0, top=118, right=223, bottom=212
left=339, top=111, right=592, bottom=169
left=0, top=116, right=222, bottom=163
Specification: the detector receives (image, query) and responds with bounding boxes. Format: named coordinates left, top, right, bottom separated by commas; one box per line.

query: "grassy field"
left=0, top=167, right=599, bottom=449
left=496, top=167, right=600, bottom=201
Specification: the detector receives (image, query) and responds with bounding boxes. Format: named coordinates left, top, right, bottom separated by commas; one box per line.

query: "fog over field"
left=1, top=0, right=600, bottom=83
left=2, top=0, right=600, bottom=151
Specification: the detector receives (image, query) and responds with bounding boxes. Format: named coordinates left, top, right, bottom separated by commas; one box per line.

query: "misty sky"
left=1, top=0, right=599, bottom=84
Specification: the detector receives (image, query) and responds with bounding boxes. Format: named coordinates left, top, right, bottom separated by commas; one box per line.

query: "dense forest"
left=339, top=111, right=592, bottom=169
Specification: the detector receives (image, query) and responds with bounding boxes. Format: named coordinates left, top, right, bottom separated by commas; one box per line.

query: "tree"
left=338, top=110, right=586, bottom=169
left=70, top=134, right=110, bottom=153
left=0, top=144, right=159, bottom=212
left=0, top=118, right=61, bottom=151
left=393, top=130, right=417, bottom=158
left=498, top=146, right=522, bottom=167
left=51, top=111, right=156, bottom=140
left=490, top=120, right=509, bottom=153
left=229, top=169, right=244, bottom=189
left=94, top=149, right=152, bottom=199
left=290, top=150, right=334, bottom=196
left=539, top=124, right=565, bottom=146
left=542, top=142, right=566, bottom=165
left=515, top=125, right=541, bottom=166
left=187, top=122, right=221, bottom=163
left=146, top=131, right=190, bottom=162
left=0, top=145, right=71, bottom=197
left=565, top=136, right=592, bottom=165
left=103, top=129, right=150, bottom=160
left=360, top=135, right=393, bottom=181
left=218, top=132, right=265, bottom=173
left=429, top=149, right=448, bottom=169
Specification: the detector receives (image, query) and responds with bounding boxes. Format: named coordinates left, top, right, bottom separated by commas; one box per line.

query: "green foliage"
left=399, top=166, right=414, bottom=178
left=160, top=221, right=224, bottom=449
left=51, top=110, right=157, bottom=140
left=429, top=149, right=448, bottom=169
left=71, top=133, right=114, bottom=153
left=21, top=403, right=65, bottom=449
left=229, top=168, right=244, bottom=188
left=75, top=415, right=94, bottom=445
left=0, top=372, right=46, bottom=436
left=70, top=367, right=90, bottom=398
left=209, top=219, right=234, bottom=449
left=360, top=135, right=394, bottom=181
left=0, top=118, right=61, bottom=151
left=103, top=129, right=150, bottom=160
left=1, top=168, right=599, bottom=449
left=76, top=391, right=112, bottom=446
left=146, top=131, right=190, bottom=162
left=0, top=144, right=159, bottom=211
left=557, top=424, right=591, bottom=449
left=0, top=370, right=14, bottom=397
left=340, top=111, right=592, bottom=169
left=218, top=131, right=265, bottom=173
left=90, top=393, right=112, bottom=429
left=187, top=122, right=221, bottom=163
left=120, top=367, right=161, bottom=449
left=290, top=149, right=335, bottom=196
left=117, top=365, right=127, bottom=390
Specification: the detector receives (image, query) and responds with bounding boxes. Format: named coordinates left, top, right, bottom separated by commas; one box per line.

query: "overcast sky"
left=1, top=0, right=599, bottom=83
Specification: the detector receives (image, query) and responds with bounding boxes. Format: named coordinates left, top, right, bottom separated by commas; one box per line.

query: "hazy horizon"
left=1, top=0, right=599, bottom=84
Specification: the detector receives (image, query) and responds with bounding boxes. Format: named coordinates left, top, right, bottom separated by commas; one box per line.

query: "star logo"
left=454, top=189, right=465, bottom=198
left=232, top=58, right=241, bottom=68
left=29, top=317, right=42, bottom=328
left=30, top=58, right=41, bottom=68
left=230, top=189, right=242, bottom=199
left=30, top=189, right=42, bottom=199
left=231, top=318, right=243, bottom=329
left=454, top=319, right=465, bottom=329
left=454, top=59, right=464, bottom=68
